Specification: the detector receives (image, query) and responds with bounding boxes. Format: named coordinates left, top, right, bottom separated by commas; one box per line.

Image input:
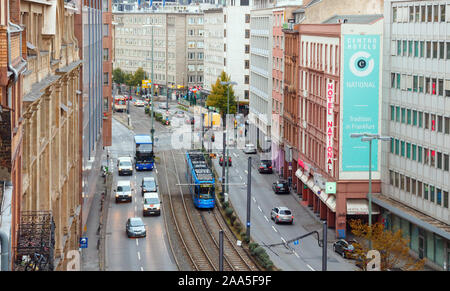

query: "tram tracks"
left=161, top=149, right=258, bottom=271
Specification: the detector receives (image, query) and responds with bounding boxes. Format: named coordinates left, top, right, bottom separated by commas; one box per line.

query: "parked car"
left=134, top=100, right=145, bottom=107
left=176, top=111, right=185, bottom=118
left=143, top=192, right=161, bottom=216
left=258, top=160, right=273, bottom=174
left=270, top=207, right=294, bottom=224
left=158, top=103, right=168, bottom=110
left=115, top=180, right=133, bottom=203
left=126, top=217, right=146, bottom=238
left=141, top=176, right=157, bottom=196
left=272, top=180, right=290, bottom=194
left=219, top=155, right=232, bottom=167
left=117, top=157, right=133, bottom=176
left=243, top=143, right=257, bottom=154
left=333, top=239, right=356, bottom=259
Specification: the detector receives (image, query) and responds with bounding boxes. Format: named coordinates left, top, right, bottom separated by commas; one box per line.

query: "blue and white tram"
left=185, top=151, right=215, bottom=209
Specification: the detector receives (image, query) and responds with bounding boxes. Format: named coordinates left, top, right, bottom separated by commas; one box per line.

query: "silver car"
left=243, top=143, right=257, bottom=154
left=271, top=207, right=294, bottom=224
left=126, top=217, right=147, bottom=238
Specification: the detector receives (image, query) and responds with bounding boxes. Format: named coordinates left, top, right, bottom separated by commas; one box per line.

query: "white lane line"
left=258, top=206, right=262, bottom=212
left=281, top=237, right=287, bottom=244
left=252, top=197, right=256, bottom=203
left=239, top=175, right=243, bottom=180
left=293, top=251, right=300, bottom=258
left=244, top=170, right=248, bottom=174
left=307, top=264, right=315, bottom=271
left=137, top=252, right=141, bottom=261
left=272, top=226, right=278, bottom=233
left=233, top=153, right=237, bottom=158
left=155, top=169, right=158, bottom=174
left=264, top=215, right=269, bottom=222
left=136, top=239, right=139, bottom=246
left=140, top=267, right=144, bottom=271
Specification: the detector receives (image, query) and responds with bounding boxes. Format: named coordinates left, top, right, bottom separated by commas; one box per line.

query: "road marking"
left=140, top=267, right=144, bottom=271
left=233, top=153, right=237, bottom=158
left=258, top=206, right=262, bottom=212
left=272, top=226, right=278, bottom=233
left=239, top=175, right=243, bottom=180
left=136, top=239, right=139, bottom=246
left=137, top=252, right=141, bottom=261
left=244, top=170, right=248, bottom=174
left=252, top=197, right=256, bottom=203
left=155, top=169, right=158, bottom=174
left=293, top=251, right=300, bottom=258
left=307, top=264, right=315, bottom=271
left=264, top=215, right=269, bottom=222
left=281, top=237, right=287, bottom=244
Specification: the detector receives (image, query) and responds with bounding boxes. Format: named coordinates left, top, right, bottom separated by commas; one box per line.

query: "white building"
left=380, top=0, right=450, bottom=270
left=203, top=8, right=224, bottom=93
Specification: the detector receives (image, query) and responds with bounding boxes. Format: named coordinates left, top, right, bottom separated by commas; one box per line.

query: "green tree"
left=206, top=71, right=237, bottom=120
left=124, top=72, right=134, bottom=88
left=112, top=67, right=126, bottom=85
left=132, top=67, right=146, bottom=88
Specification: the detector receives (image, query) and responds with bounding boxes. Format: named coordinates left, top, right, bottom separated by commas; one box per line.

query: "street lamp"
left=143, top=24, right=163, bottom=151
left=350, top=133, right=391, bottom=249
left=220, top=80, right=237, bottom=197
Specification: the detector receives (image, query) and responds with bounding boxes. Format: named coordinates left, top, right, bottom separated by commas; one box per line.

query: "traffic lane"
left=134, top=168, right=178, bottom=271
left=214, top=150, right=356, bottom=271
left=214, top=158, right=310, bottom=271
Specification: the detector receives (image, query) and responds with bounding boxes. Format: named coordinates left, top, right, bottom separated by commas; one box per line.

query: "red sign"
left=326, top=82, right=334, bottom=174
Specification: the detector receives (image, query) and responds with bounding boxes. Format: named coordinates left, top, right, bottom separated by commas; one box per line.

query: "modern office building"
left=223, top=0, right=251, bottom=111
left=380, top=0, right=450, bottom=270
left=203, top=8, right=224, bottom=93
left=113, top=6, right=205, bottom=97
left=248, top=0, right=274, bottom=151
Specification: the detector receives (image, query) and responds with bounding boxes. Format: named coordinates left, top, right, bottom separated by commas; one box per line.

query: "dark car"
left=272, top=180, right=290, bottom=194
left=258, top=160, right=273, bottom=174
left=141, top=176, right=157, bottom=196
left=126, top=217, right=147, bottom=238
left=219, top=155, right=232, bottom=167
left=333, top=239, right=356, bottom=259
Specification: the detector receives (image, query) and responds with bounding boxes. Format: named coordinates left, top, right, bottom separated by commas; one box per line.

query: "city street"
left=102, top=96, right=358, bottom=271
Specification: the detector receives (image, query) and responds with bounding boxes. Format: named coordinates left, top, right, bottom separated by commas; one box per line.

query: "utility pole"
left=246, top=156, right=251, bottom=239
left=322, top=220, right=327, bottom=271
left=219, top=230, right=224, bottom=271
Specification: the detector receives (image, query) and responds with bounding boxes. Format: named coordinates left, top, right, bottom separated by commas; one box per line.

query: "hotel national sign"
left=326, top=81, right=334, bottom=175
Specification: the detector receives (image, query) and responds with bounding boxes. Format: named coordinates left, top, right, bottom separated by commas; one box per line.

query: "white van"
left=143, top=192, right=161, bottom=216
left=115, top=180, right=132, bottom=203
left=117, top=156, right=133, bottom=176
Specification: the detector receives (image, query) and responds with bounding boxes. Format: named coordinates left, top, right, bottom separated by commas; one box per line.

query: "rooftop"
left=322, top=14, right=384, bottom=24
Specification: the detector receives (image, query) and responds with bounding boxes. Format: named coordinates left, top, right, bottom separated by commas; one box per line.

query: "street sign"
left=79, top=237, right=88, bottom=248
left=325, top=182, right=337, bottom=194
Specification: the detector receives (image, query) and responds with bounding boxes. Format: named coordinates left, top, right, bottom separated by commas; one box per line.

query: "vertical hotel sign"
left=342, top=34, right=380, bottom=172
left=326, top=82, right=334, bottom=174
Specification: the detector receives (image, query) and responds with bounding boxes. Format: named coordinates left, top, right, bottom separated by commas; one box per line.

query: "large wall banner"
left=342, top=34, right=381, bottom=172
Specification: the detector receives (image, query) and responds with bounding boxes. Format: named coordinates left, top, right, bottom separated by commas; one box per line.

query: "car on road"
left=115, top=180, right=133, bottom=203
left=333, top=239, right=356, bottom=259
left=141, top=177, right=157, bottom=196
left=272, top=180, right=290, bottom=194
left=126, top=217, right=147, bottom=238
left=219, top=155, right=232, bottom=167
left=258, top=160, right=273, bottom=174
left=243, top=144, right=257, bottom=154
left=176, top=111, right=185, bottom=118
left=134, top=100, right=145, bottom=107
left=117, top=157, right=133, bottom=176
left=270, top=207, right=294, bottom=224
left=143, top=192, right=161, bottom=216
left=158, top=103, right=169, bottom=110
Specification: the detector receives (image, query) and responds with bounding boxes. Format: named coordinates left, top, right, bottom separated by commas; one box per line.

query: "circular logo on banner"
left=349, top=51, right=375, bottom=77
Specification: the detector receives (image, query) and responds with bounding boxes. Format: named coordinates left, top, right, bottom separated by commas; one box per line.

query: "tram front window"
left=198, top=184, right=214, bottom=199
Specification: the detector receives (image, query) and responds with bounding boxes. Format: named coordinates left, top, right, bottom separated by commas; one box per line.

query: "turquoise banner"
left=342, top=34, right=381, bottom=172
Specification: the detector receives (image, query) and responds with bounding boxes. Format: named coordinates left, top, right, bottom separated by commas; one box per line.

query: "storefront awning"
left=296, top=169, right=335, bottom=211
left=325, top=195, right=336, bottom=212
left=347, top=199, right=380, bottom=215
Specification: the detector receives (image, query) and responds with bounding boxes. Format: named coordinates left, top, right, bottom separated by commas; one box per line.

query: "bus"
left=113, top=95, right=127, bottom=112
left=185, top=151, right=215, bottom=209
left=134, top=134, right=154, bottom=171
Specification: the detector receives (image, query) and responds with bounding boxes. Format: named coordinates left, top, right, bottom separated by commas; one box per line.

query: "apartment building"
left=380, top=0, right=450, bottom=270
left=0, top=0, right=26, bottom=271
left=103, top=0, right=113, bottom=146
left=20, top=0, right=83, bottom=270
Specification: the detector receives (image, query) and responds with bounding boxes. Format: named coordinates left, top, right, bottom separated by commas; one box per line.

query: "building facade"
left=0, top=0, right=26, bottom=270
left=285, top=16, right=385, bottom=240
left=20, top=0, right=83, bottom=270
left=103, top=0, right=113, bottom=146
left=249, top=1, right=273, bottom=152
left=380, top=0, right=450, bottom=270
left=203, top=8, right=224, bottom=93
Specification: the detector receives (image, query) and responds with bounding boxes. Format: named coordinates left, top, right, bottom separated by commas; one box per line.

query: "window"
left=245, top=14, right=250, bottom=23
left=401, top=108, right=406, bottom=123
left=102, top=0, right=109, bottom=12
left=245, top=45, right=250, bottom=54
left=406, top=142, right=411, bottom=159
left=396, top=106, right=400, bottom=121
left=408, top=40, right=413, bottom=56
left=437, top=115, right=443, bottom=132
left=412, top=144, right=417, bottom=160
left=393, top=7, right=397, bottom=22
left=103, top=72, right=109, bottom=85
left=437, top=152, right=442, bottom=169
left=413, top=110, right=417, bottom=126
left=245, top=60, right=249, bottom=69
left=395, top=139, right=399, bottom=155
left=197, top=52, right=203, bottom=60
left=438, top=79, right=444, bottom=96
left=390, top=138, right=394, bottom=153
left=418, top=181, right=423, bottom=197
left=446, top=117, right=450, bottom=134
left=424, top=148, right=429, bottom=164
left=433, top=42, right=438, bottom=59
left=430, top=185, right=435, bottom=202
left=224, top=29, right=226, bottom=37
left=391, top=73, right=396, bottom=88
left=401, top=141, right=405, bottom=157
left=245, top=75, right=249, bottom=84
left=397, top=41, right=402, bottom=55
left=444, top=191, right=449, bottom=208
left=400, top=174, right=405, bottom=190
left=412, top=179, right=416, bottom=195
left=245, top=29, right=250, bottom=39
left=407, top=109, right=411, bottom=124
left=103, top=48, right=109, bottom=61
left=444, top=154, right=449, bottom=171
left=419, top=76, right=424, bottom=92
left=406, top=176, right=411, bottom=192
left=427, top=5, right=432, bottom=22
left=390, top=105, right=395, bottom=121
left=424, top=113, right=429, bottom=129
left=244, top=90, right=249, bottom=99
left=434, top=5, right=439, bottom=22
left=420, top=41, right=424, bottom=58
left=424, top=183, right=429, bottom=200
left=418, top=111, right=423, bottom=127
left=103, top=24, right=109, bottom=37
left=418, top=146, right=423, bottom=162
left=439, top=42, right=445, bottom=59
left=389, top=170, right=394, bottom=185
left=395, top=172, right=399, bottom=187
left=409, top=6, right=414, bottom=22
left=224, top=44, right=226, bottom=52
left=426, top=41, right=431, bottom=58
